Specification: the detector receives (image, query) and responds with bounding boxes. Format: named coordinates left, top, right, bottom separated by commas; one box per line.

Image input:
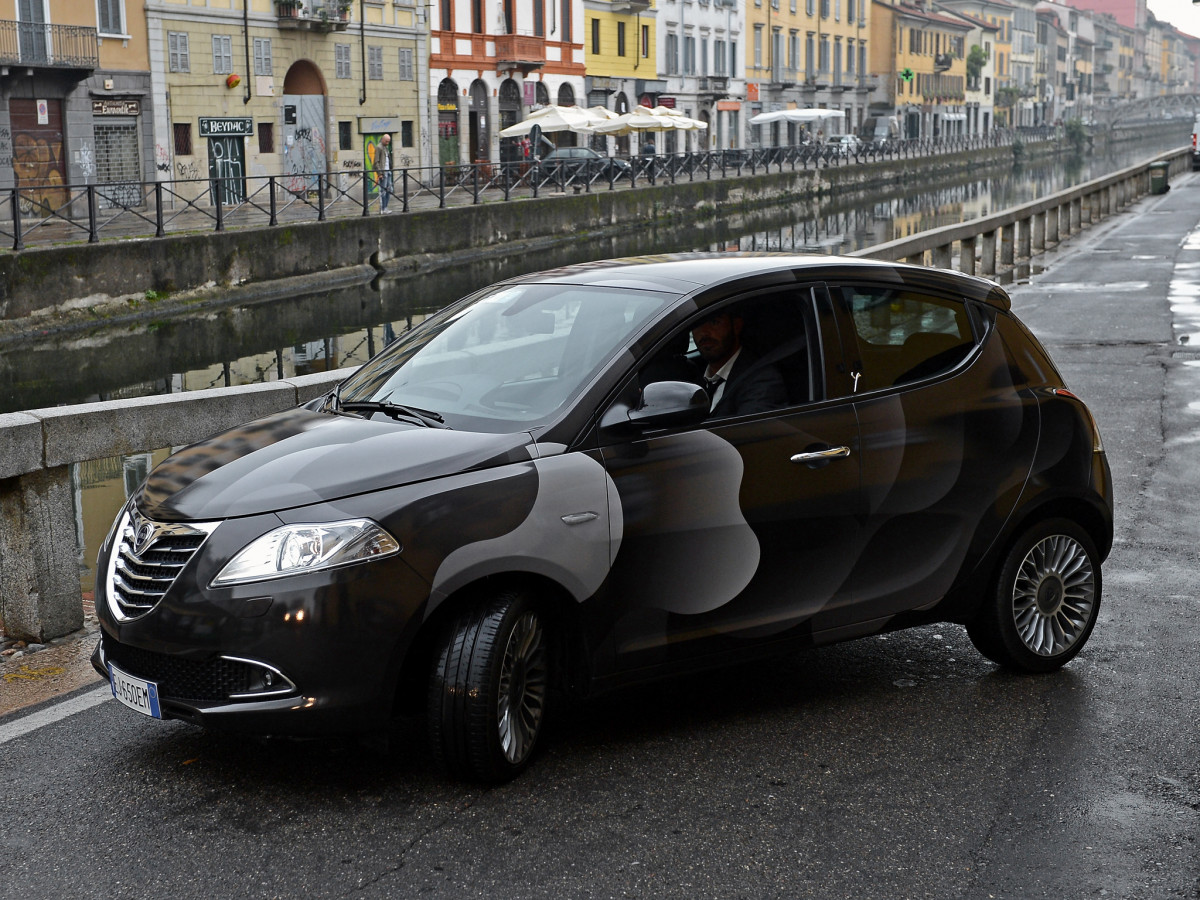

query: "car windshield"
left=338, top=282, right=677, bottom=433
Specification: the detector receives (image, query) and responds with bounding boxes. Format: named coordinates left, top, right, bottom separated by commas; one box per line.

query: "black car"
left=93, top=255, right=1113, bottom=782
left=538, top=147, right=632, bottom=181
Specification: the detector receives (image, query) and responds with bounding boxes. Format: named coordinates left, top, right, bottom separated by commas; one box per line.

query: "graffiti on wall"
left=284, top=126, right=325, bottom=194
left=155, top=143, right=171, bottom=173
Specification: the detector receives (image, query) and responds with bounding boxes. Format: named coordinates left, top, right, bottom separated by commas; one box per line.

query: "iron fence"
left=0, top=128, right=1049, bottom=251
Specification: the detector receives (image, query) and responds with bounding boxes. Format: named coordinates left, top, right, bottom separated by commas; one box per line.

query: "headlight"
left=211, top=519, right=401, bottom=587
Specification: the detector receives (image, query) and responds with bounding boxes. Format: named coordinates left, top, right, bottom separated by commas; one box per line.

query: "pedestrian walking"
left=378, top=133, right=393, bottom=213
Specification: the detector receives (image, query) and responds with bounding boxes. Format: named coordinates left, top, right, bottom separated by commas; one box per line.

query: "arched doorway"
left=498, top=78, right=522, bottom=164
left=437, top=79, right=460, bottom=166
left=557, top=84, right=576, bottom=107
left=469, top=79, right=489, bottom=164
left=282, top=60, right=327, bottom=194
left=535, top=82, right=550, bottom=106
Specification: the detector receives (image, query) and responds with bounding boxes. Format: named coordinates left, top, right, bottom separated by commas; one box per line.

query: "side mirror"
left=628, top=380, right=710, bottom=429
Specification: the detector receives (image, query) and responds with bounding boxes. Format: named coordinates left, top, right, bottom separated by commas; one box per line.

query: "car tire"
left=967, top=518, right=1102, bottom=673
left=428, top=588, right=549, bottom=783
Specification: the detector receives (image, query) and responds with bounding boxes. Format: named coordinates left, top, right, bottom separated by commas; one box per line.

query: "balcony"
left=697, top=76, right=729, bottom=95
left=0, top=20, right=98, bottom=70
left=934, top=53, right=953, bottom=73
left=276, top=1, right=350, bottom=33
left=495, top=34, right=545, bottom=73
left=609, top=0, right=651, bottom=11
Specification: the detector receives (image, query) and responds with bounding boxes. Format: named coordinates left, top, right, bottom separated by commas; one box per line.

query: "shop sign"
left=199, top=117, right=253, bottom=137
left=92, top=99, right=141, bottom=116
left=716, top=100, right=741, bottom=111
left=657, top=97, right=676, bottom=108
left=747, top=83, right=760, bottom=101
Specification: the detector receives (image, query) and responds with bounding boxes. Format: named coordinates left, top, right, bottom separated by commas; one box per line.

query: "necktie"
left=705, top=375, right=724, bottom=407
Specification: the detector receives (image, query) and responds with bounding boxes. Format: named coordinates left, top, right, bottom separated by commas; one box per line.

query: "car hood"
left=134, top=408, right=538, bottom=521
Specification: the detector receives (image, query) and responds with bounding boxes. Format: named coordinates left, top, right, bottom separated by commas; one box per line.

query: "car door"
left=590, top=284, right=867, bottom=677
left=819, top=281, right=1041, bottom=628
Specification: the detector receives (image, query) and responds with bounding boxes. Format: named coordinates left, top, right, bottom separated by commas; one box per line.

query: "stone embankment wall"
left=0, top=145, right=1018, bottom=327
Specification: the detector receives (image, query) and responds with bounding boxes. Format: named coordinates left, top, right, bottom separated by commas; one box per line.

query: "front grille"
left=105, top=509, right=218, bottom=620
left=103, top=636, right=259, bottom=704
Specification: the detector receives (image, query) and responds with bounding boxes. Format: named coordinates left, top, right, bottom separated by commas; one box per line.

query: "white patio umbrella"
left=592, top=105, right=707, bottom=136
left=498, top=105, right=597, bottom=137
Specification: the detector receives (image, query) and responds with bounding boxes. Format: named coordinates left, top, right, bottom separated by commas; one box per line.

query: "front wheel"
left=428, top=588, right=549, bottom=783
left=967, top=518, right=1102, bottom=673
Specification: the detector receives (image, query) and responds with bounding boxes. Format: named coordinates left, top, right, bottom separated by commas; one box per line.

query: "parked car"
left=94, top=255, right=1113, bottom=783
left=538, top=147, right=631, bottom=180
left=827, top=134, right=863, bottom=156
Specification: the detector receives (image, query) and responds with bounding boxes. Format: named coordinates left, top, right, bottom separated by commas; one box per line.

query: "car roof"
left=497, top=253, right=1012, bottom=309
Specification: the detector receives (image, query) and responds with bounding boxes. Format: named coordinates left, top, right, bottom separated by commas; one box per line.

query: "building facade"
left=148, top=0, right=427, bottom=205
left=431, top=0, right=586, bottom=167
left=655, top=0, right=743, bottom=153
left=0, top=0, right=154, bottom=216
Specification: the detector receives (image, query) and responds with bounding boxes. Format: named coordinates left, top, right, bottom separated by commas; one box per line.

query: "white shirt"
left=704, top=347, right=742, bottom=411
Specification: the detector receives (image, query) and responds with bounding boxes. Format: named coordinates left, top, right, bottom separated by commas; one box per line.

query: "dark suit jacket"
left=710, top=350, right=788, bottom=418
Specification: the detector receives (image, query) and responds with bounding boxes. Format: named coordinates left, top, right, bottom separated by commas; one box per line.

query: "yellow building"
left=0, top=0, right=154, bottom=214
left=869, top=0, right=970, bottom=138
left=150, top=0, right=427, bottom=205
left=744, top=0, right=873, bottom=140
left=583, top=0, right=659, bottom=153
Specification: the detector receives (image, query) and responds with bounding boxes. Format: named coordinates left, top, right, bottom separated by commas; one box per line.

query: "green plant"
left=143, top=288, right=169, bottom=302
left=1063, top=117, right=1088, bottom=154
left=1011, top=135, right=1025, bottom=163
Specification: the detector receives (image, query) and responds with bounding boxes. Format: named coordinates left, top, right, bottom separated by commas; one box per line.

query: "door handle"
left=790, top=446, right=852, bottom=464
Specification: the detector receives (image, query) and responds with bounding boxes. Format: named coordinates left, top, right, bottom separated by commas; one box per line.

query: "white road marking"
left=0, top=686, right=112, bottom=746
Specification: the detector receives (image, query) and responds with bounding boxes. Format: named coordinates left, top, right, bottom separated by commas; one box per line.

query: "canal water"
left=1, top=132, right=1183, bottom=600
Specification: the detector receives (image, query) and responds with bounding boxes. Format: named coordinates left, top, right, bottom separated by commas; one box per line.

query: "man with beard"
left=690, top=307, right=788, bottom=418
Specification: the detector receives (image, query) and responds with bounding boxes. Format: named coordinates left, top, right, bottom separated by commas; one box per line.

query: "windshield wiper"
left=339, top=401, right=448, bottom=428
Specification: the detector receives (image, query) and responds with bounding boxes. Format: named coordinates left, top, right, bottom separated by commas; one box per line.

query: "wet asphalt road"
left=2, top=179, right=1198, bottom=900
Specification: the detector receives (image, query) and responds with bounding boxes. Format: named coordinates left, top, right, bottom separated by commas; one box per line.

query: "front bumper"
left=93, top=513, right=433, bottom=735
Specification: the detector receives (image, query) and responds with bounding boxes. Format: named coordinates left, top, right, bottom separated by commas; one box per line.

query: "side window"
left=835, top=285, right=975, bottom=391
left=639, top=290, right=815, bottom=420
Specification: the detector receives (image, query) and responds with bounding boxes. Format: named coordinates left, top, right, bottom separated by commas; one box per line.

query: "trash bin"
left=1149, top=161, right=1170, bottom=195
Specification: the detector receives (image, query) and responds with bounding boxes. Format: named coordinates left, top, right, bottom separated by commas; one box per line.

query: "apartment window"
left=259, top=122, right=275, bottom=153
left=847, top=0, right=854, bottom=24
left=754, top=25, right=763, bottom=68
left=835, top=0, right=840, bottom=21
left=819, top=35, right=829, bottom=72
left=534, top=0, right=544, bottom=36
left=642, top=25, right=650, bottom=57
left=807, top=0, right=814, bottom=14
left=789, top=32, right=799, bottom=71
left=562, top=0, right=571, bottom=40
left=440, top=0, right=451, bottom=31
left=212, top=35, right=233, bottom=75
left=173, top=122, right=192, bottom=156
left=592, top=18, right=600, bottom=54
left=684, top=35, right=695, bottom=75
left=368, top=45, right=383, bottom=80
left=666, top=33, right=679, bottom=74
left=401, top=120, right=414, bottom=148
left=253, top=38, right=272, bottom=76
left=98, top=0, right=123, bottom=35
left=859, top=43, right=866, bottom=79
left=398, top=47, right=414, bottom=80
left=806, top=33, right=815, bottom=78
left=715, top=39, right=726, bottom=76
left=335, top=44, right=352, bottom=79
left=701, top=37, right=708, bottom=76
left=847, top=38, right=855, bottom=73
left=168, top=32, right=190, bottom=73
left=471, top=0, right=483, bottom=32
left=730, top=40, right=737, bottom=72
left=617, top=21, right=626, bottom=57
left=821, top=0, right=829, bottom=19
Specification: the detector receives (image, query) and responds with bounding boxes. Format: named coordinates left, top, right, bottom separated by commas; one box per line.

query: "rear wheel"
left=428, top=588, right=549, bottom=783
left=967, top=518, right=1101, bottom=673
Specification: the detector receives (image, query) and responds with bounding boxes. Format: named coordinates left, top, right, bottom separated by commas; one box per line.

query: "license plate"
left=108, top=663, right=162, bottom=719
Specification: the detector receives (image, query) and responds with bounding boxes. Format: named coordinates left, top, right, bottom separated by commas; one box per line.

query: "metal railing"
left=0, top=19, right=98, bottom=68
left=0, top=128, right=1063, bottom=252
